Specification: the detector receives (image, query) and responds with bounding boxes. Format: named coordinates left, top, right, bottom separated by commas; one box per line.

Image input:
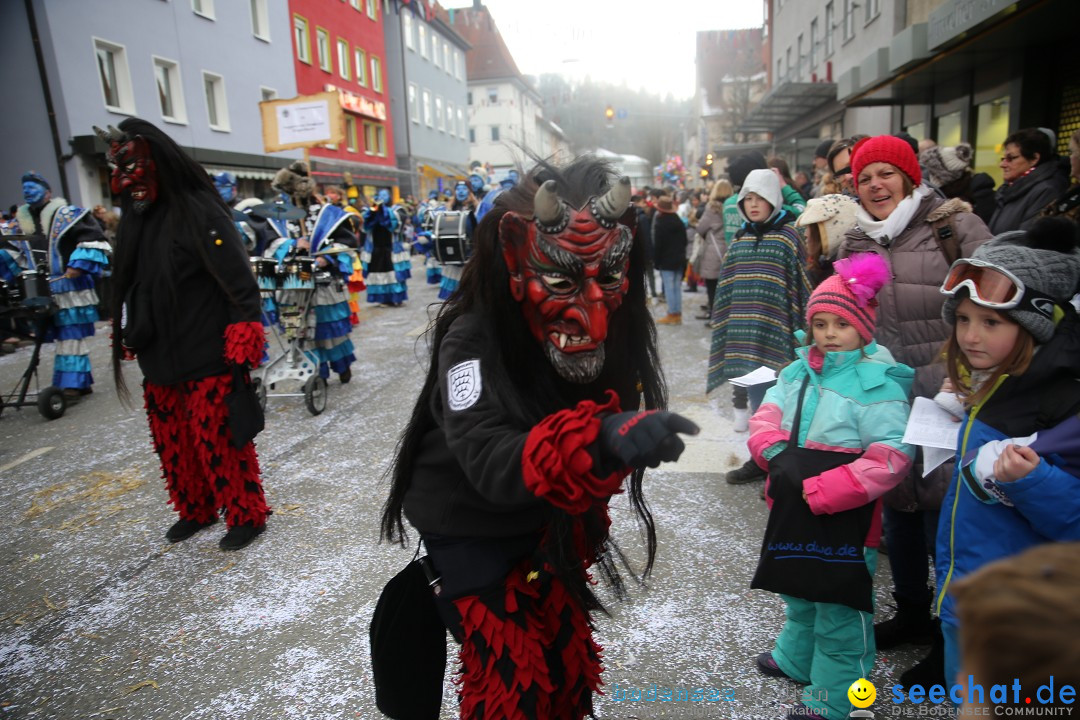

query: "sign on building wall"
left=260, top=91, right=344, bottom=152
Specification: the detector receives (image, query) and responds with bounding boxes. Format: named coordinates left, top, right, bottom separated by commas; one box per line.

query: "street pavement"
left=0, top=259, right=926, bottom=719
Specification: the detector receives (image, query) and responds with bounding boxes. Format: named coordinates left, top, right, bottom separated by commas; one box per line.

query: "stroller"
left=0, top=249, right=69, bottom=420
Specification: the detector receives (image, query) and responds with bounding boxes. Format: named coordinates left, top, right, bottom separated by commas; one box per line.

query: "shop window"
left=937, top=110, right=962, bottom=148
left=975, top=97, right=1010, bottom=188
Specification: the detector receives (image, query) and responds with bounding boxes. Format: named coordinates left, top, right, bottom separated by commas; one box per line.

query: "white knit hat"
left=796, top=193, right=859, bottom=255
left=920, top=143, right=973, bottom=186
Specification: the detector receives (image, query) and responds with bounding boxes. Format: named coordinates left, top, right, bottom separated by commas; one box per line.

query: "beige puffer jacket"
left=839, top=194, right=992, bottom=510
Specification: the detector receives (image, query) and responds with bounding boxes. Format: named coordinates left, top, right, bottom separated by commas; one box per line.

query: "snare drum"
left=279, top=256, right=316, bottom=290
left=250, top=257, right=278, bottom=291
left=19, top=269, right=51, bottom=307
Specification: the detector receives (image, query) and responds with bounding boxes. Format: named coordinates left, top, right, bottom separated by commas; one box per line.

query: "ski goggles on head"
left=940, top=258, right=1026, bottom=309
left=941, top=257, right=1060, bottom=318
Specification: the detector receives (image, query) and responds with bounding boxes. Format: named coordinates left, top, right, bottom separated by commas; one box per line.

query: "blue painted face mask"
left=22, top=181, right=47, bottom=205
left=377, top=189, right=392, bottom=205
left=468, top=174, right=484, bottom=194
left=507, top=170, right=519, bottom=185
left=454, top=182, right=470, bottom=202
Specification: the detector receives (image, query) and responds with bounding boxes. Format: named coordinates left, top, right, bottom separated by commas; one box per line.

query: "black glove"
left=597, top=410, right=700, bottom=471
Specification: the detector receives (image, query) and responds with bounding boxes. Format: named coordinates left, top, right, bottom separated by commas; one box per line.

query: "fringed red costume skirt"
left=144, top=373, right=270, bottom=527
left=452, top=562, right=601, bottom=720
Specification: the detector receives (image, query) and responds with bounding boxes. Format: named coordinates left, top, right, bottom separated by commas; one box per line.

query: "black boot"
left=165, top=516, right=217, bottom=543
left=219, top=522, right=266, bottom=551
left=874, top=591, right=935, bottom=648
left=726, top=459, right=766, bottom=485
left=900, top=619, right=946, bottom=687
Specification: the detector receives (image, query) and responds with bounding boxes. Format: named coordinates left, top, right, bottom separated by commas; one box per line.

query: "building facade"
left=288, top=0, right=410, bottom=200
left=383, top=0, right=471, bottom=199
left=4, top=0, right=301, bottom=209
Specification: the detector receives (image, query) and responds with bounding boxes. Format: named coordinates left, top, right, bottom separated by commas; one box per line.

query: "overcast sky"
left=443, top=1, right=766, bottom=100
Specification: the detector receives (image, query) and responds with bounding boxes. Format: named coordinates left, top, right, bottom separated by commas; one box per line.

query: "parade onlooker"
left=1041, top=128, right=1080, bottom=224
left=952, top=542, right=1080, bottom=707
left=708, top=169, right=811, bottom=485
left=827, top=136, right=869, bottom=197
left=989, top=127, right=1069, bottom=234
left=653, top=195, right=687, bottom=325
left=795, top=193, right=859, bottom=288
left=920, top=142, right=996, bottom=224
left=793, top=170, right=813, bottom=201
left=91, top=204, right=120, bottom=241
left=691, top=179, right=733, bottom=321
left=749, top=252, right=914, bottom=720
left=811, top=139, right=835, bottom=198
left=838, top=134, right=992, bottom=686
left=632, top=193, right=657, bottom=298
left=933, top=217, right=1080, bottom=687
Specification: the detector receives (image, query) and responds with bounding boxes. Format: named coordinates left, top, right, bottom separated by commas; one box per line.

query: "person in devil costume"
left=99, top=118, right=270, bottom=551
left=378, top=156, right=699, bottom=719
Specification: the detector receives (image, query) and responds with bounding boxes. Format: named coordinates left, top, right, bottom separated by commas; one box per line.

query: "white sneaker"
left=733, top=407, right=750, bottom=432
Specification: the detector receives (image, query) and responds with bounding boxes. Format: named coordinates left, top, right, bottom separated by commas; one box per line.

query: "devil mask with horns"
left=498, top=176, right=633, bottom=384
left=94, top=124, right=158, bottom=214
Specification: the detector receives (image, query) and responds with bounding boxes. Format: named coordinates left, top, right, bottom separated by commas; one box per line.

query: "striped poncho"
left=707, top=213, right=810, bottom=394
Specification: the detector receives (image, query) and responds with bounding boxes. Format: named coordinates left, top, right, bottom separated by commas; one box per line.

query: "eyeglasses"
left=940, top=258, right=1025, bottom=309
left=832, top=165, right=851, bottom=177
left=1000, top=154, right=1023, bottom=163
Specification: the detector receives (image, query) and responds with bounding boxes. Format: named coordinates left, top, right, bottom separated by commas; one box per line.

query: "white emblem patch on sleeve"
left=447, top=359, right=482, bottom=411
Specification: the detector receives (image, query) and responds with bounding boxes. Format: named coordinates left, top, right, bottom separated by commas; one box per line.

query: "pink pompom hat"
left=806, top=252, right=892, bottom=343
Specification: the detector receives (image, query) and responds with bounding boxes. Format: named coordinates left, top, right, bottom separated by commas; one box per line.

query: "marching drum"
left=279, top=257, right=316, bottom=290
left=19, top=269, right=51, bottom=307
left=432, top=211, right=471, bottom=266
left=250, top=257, right=279, bottom=291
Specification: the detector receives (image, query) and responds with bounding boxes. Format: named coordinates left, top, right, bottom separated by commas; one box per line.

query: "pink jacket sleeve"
left=803, top=442, right=913, bottom=515
left=748, top=402, right=789, bottom=471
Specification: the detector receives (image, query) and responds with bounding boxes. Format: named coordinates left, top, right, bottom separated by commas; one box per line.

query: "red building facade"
left=289, top=0, right=405, bottom=196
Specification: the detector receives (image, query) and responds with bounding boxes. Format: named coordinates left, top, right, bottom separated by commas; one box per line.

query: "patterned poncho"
left=707, top=212, right=810, bottom=393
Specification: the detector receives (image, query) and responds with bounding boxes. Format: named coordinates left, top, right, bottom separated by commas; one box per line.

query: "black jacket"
left=651, top=211, right=688, bottom=271
left=989, top=161, right=1069, bottom=234
left=128, top=204, right=261, bottom=386
left=403, top=313, right=550, bottom=537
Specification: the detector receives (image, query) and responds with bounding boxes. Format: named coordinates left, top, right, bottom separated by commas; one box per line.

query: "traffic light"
left=604, top=105, right=615, bottom=121
left=705, top=152, right=715, bottom=166
left=700, top=167, right=711, bottom=179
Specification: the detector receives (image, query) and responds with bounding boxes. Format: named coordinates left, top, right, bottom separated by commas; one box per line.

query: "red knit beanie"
left=850, top=135, right=922, bottom=189
left=805, top=252, right=891, bottom=343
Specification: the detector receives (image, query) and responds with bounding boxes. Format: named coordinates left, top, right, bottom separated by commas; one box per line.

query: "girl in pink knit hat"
left=746, top=252, right=917, bottom=720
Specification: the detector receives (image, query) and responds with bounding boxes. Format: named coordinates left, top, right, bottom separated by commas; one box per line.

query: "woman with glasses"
left=989, top=127, right=1069, bottom=234
left=838, top=135, right=992, bottom=687
left=825, top=135, right=868, bottom=197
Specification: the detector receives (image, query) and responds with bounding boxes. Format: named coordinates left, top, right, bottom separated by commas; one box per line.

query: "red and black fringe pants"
left=144, top=374, right=270, bottom=527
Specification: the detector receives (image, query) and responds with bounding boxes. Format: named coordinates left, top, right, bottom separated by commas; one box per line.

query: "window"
left=354, top=48, right=367, bottom=86
left=487, top=87, right=498, bottom=104
left=825, top=3, right=835, bottom=57
left=316, top=28, right=331, bottom=72
left=810, top=18, right=818, bottom=70
left=364, top=122, right=375, bottom=155
left=350, top=0, right=360, bottom=8
left=796, top=34, right=803, bottom=79
left=294, top=15, right=310, bottom=64
left=842, top=0, right=855, bottom=42
left=261, top=87, right=277, bottom=102
left=864, top=0, right=880, bottom=23
left=418, top=25, right=427, bottom=59
left=403, top=12, right=414, bottom=50
left=422, top=89, right=432, bottom=127
left=94, top=38, right=134, bottom=113
left=467, top=91, right=473, bottom=106
left=469, top=126, right=476, bottom=143
left=457, top=108, right=465, bottom=138
left=776, top=58, right=782, bottom=82
left=375, top=125, right=386, bottom=156
left=490, top=125, right=500, bottom=142
left=408, top=82, right=419, bottom=123
left=446, top=101, right=455, bottom=136
left=202, top=71, right=229, bottom=131
left=337, top=39, right=350, bottom=80
left=456, top=50, right=464, bottom=80
left=975, top=96, right=1010, bottom=187
left=153, top=57, right=186, bottom=123
left=435, top=96, right=444, bottom=131
left=370, top=56, right=382, bottom=93
left=250, top=0, right=269, bottom=40
left=432, top=37, right=440, bottom=68
left=366, top=0, right=377, bottom=20
left=345, top=116, right=358, bottom=152
left=443, top=42, right=450, bottom=74
left=786, top=47, right=792, bottom=80
left=192, top=0, right=214, bottom=19
left=363, top=122, right=384, bottom=156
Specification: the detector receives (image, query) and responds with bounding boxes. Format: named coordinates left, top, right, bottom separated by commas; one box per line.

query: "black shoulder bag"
left=224, top=364, right=264, bottom=448
left=750, top=376, right=876, bottom=613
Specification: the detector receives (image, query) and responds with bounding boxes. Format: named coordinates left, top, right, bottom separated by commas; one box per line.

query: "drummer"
left=14, top=171, right=110, bottom=400
left=436, top=180, right=478, bottom=300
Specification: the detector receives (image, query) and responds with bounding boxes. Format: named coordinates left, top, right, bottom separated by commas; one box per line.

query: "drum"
left=0, top=279, right=9, bottom=307
left=313, top=270, right=334, bottom=287
left=432, top=211, right=471, bottom=266
left=19, top=269, right=51, bottom=307
left=279, top=256, right=316, bottom=290
left=250, top=257, right=278, bottom=291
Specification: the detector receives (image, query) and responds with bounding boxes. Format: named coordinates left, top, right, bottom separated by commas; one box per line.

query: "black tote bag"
left=225, top=364, right=264, bottom=449
left=750, top=377, right=876, bottom=613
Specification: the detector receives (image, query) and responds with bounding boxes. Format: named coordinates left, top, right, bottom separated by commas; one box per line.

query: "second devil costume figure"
left=378, top=157, right=698, bottom=719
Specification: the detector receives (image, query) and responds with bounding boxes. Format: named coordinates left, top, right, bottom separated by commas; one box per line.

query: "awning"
left=736, top=81, right=838, bottom=134
left=417, top=161, right=467, bottom=179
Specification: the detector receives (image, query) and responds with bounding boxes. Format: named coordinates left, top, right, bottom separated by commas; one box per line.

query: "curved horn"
left=92, top=125, right=111, bottom=143
left=593, top=176, right=632, bottom=222
left=107, top=125, right=126, bottom=142
left=533, top=180, right=563, bottom=226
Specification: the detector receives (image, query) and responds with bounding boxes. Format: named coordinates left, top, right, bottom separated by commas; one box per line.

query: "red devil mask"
left=499, top=177, right=634, bottom=383
left=107, top=136, right=158, bottom=213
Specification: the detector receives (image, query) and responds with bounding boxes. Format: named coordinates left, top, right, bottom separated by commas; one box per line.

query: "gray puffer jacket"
left=988, top=160, right=1068, bottom=234
left=691, top=203, right=726, bottom=280
left=840, top=195, right=992, bottom=511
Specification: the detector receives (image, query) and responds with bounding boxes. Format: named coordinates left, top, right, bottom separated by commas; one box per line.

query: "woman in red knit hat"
left=838, top=135, right=992, bottom=685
